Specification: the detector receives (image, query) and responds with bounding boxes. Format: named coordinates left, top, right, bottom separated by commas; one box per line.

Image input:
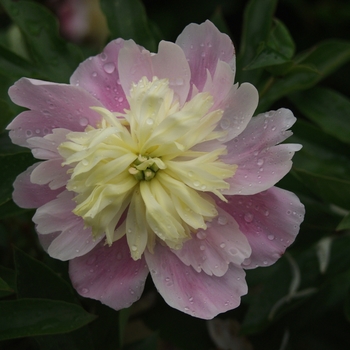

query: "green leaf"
left=14, top=249, right=96, bottom=350
left=100, top=0, right=156, bottom=52
left=336, top=212, right=350, bottom=231
left=297, top=40, right=350, bottom=79
left=0, top=152, right=34, bottom=206
left=290, top=87, right=350, bottom=144
left=0, top=199, right=28, bottom=219
left=294, top=169, right=350, bottom=209
left=0, top=100, right=15, bottom=132
left=257, top=39, right=350, bottom=112
left=14, top=247, right=77, bottom=303
left=0, top=0, right=83, bottom=82
left=242, top=257, right=291, bottom=334
left=0, top=299, right=96, bottom=340
left=0, top=276, right=12, bottom=292
left=258, top=64, right=320, bottom=112
left=245, top=19, right=295, bottom=71
left=0, top=44, right=39, bottom=80
left=0, top=131, right=29, bottom=156
left=237, top=0, right=278, bottom=83
left=268, top=19, right=295, bottom=59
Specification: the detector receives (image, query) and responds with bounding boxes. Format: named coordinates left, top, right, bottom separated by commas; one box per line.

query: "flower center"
left=58, top=76, right=237, bottom=259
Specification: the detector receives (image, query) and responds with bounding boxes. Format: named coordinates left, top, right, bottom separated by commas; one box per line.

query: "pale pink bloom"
left=7, top=21, right=304, bottom=319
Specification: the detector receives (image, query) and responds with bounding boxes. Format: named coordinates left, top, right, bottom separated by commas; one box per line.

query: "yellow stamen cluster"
left=58, top=76, right=237, bottom=259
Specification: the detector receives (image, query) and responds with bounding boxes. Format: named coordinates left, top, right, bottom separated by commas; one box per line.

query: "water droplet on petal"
left=103, top=62, right=115, bottom=74
left=244, top=213, right=254, bottom=223
left=82, top=159, right=89, bottom=166
left=257, top=158, right=264, bottom=166
left=199, top=244, right=206, bottom=251
left=218, top=216, right=228, bottom=225
left=131, top=245, right=137, bottom=252
left=26, top=130, right=33, bottom=137
left=79, top=117, right=88, bottom=126
left=267, top=235, right=275, bottom=241
left=193, top=181, right=200, bottom=187
left=80, top=288, right=89, bottom=294
left=146, top=118, right=154, bottom=125
left=100, top=52, right=107, bottom=61
left=196, top=231, right=206, bottom=240
left=220, top=243, right=226, bottom=248
left=92, top=72, right=97, bottom=78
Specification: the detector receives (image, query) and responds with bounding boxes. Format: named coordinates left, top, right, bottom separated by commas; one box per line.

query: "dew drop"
left=92, top=72, right=97, bottom=78
left=26, top=130, right=33, bottom=137
left=103, top=62, right=115, bottom=74
left=35, top=129, right=41, bottom=134
left=79, top=117, right=88, bottom=126
left=201, top=52, right=206, bottom=58
left=244, top=213, right=254, bottom=223
left=146, top=118, right=154, bottom=125
left=118, top=97, right=124, bottom=103
left=131, top=245, right=137, bottom=252
left=199, top=245, right=206, bottom=251
left=220, top=243, right=226, bottom=249
left=267, top=234, right=275, bottom=241
left=80, top=288, right=89, bottom=294
left=218, top=216, right=228, bottom=225
left=189, top=296, right=194, bottom=303
left=193, top=181, right=200, bottom=187
left=100, top=52, right=107, bottom=61
left=200, top=185, right=207, bottom=190
left=175, top=77, right=184, bottom=86
left=82, top=159, right=89, bottom=166
left=257, top=158, right=264, bottom=166
left=196, top=231, right=206, bottom=240
left=229, top=248, right=237, bottom=255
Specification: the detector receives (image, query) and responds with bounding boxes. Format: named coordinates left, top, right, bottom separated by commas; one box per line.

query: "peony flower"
left=7, top=21, right=304, bottom=319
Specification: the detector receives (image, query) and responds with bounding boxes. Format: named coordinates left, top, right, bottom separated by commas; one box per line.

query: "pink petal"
left=217, top=187, right=305, bottom=268
left=151, top=41, right=191, bottom=106
left=175, top=20, right=235, bottom=92
left=47, top=220, right=102, bottom=261
left=13, top=164, right=63, bottom=208
left=172, top=208, right=251, bottom=277
left=69, top=237, right=149, bottom=310
left=223, top=108, right=301, bottom=195
left=216, top=82, right=259, bottom=142
left=70, top=39, right=130, bottom=112
left=27, top=128, right=71, bottom=159
left=145, top=244, right=247, bottom=319
left=7, top=78, right=103, bottom=147
left=32, top=190, right=102, bottom=260
left=33, top=191, right=78, bottom=235
left=118, top=40, right=153, bottom=96
left=30, top=159, right=70, bottom=189
left=201, top=60, right=234, bottom=111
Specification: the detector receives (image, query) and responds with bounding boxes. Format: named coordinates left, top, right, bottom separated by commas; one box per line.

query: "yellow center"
left=58, top=77, right=237, bottom=259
